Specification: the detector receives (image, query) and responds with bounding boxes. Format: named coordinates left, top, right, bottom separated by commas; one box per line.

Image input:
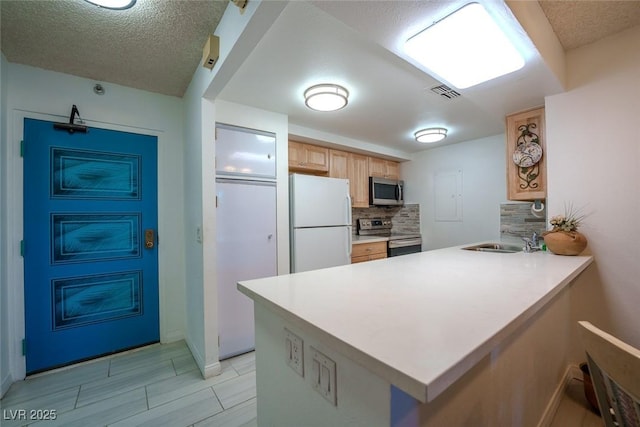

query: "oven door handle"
left=388, top=238, right=422, bottom=248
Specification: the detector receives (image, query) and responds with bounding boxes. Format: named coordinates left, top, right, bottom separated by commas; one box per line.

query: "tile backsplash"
left=352, top=204, right=420, bottom=234
left=500, top=202, right=547, bottom=243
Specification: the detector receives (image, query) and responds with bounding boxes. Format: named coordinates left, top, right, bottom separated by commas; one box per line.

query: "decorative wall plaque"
left=506, top=107, right=546, bottom=201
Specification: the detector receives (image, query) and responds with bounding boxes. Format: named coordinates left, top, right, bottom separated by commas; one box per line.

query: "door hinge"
left=20, top=240, right=25, bottom=257
left=22, top=339, right=26, bottom=356
left=20, top=140, right=24, bottom=157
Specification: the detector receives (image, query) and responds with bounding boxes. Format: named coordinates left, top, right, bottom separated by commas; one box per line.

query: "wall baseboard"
left=161, top=329, right=184, bottom=344
left=537, top=364, right=582, bottom=427
left=184, top=336, right=221, bottom=379
left=1, top=372, right=14, bottom=399
left=203, top=360, right=222, bottom=379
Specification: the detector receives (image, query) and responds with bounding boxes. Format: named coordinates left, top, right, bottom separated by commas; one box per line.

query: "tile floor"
left=1, top=340, right=603, bottom=427
left=549, top=376, right=602, bottom=427
left=0, top=341, right=256, bottom=427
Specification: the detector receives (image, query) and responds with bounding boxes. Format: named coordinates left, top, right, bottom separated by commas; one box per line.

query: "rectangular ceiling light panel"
left=405, top=2, right=525, bottom=89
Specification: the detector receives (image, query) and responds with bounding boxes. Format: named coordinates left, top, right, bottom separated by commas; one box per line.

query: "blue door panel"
left=24, top=118, right=159, bottom=373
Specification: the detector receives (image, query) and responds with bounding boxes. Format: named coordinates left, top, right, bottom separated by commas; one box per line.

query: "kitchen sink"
left=461, top=243, right=522, bottom=253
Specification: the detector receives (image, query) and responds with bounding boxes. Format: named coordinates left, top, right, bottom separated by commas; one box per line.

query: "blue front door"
left=23, top=118, right=159, bottom=374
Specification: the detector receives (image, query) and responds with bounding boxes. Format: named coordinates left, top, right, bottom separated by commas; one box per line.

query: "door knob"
left=145, top=229, right=155, bottom=249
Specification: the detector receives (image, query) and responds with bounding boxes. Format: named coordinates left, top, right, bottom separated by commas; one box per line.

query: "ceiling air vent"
left=430, top=84, right=461, bottom=100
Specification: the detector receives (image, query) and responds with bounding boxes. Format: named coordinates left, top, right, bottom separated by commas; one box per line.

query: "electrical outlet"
left=310, top=346, right=337, bottom=406
left=284, top=328, right=304, bottom=377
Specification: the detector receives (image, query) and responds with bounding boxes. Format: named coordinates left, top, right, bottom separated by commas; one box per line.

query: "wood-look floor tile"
left=172, top=353, right=198, bottom=376
left=28, top=388, right=147, bottom=427
left=1, top=360, right=109, bottom=407
left=108, top=341, right=189, bottom=376
left=193, top=397, right=257, bottom=427
left=146, top=363, right=238, bottom=409
left=212, top=371, right=256, bottom=410
left=229, top=352, right=255, bottom=376
left=550, top=378, right=603, bottom=427
left=76, top=359, right=175, bottom=407
left=0, top=386, right=79, bottom=427
left=108, top=388, right=223, bottom=427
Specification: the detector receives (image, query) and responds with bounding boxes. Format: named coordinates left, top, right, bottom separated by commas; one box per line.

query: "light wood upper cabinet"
left=329, top=149, right=349, bottom=179
left=329, top=150, right=369, bottom=208
left=368, top=157, right=399, bottom=180
left=349, top=153, right=369, bottom=208
left=293, top=142, right=399, bottom=208
left=506, top=107, right=546, bottom=200
left=289, top=141, right=329, bottom=173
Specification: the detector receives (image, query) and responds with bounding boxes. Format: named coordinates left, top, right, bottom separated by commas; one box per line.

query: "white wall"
left=1, top=52, right=10, bottom=397
left=401, top=135, right=507, bottom=250
left=181, top=0, right=287, bottom=377
left=546, top=25, right=640, bottom=356
left=1, top=62, right=186, bottom=384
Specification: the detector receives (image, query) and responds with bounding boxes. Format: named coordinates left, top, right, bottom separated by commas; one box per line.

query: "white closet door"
left=215, top=124, right=276, bottom=179
left=216, top=179, right=277, bottom=359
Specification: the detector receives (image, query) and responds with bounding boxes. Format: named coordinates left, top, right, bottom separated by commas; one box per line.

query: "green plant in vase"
left=543, top=204, right=588, bottom=255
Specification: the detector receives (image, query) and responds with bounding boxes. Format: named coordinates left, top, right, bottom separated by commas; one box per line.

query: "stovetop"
left=357, top=218, right=421, bottom=240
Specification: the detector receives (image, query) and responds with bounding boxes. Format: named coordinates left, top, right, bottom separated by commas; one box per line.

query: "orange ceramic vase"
left=543, top=231, right=588, bottom=256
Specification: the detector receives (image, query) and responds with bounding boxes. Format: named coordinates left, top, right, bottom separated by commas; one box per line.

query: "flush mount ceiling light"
left=415, top=128, right=448, bottom=143
left=84, top=0, right=136, bottom=9
left=405, top=2, right=525, bottom=89
left=304, top=84, right=349, bottom=112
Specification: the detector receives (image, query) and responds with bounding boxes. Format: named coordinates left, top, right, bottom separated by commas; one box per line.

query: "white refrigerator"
left=290, top=174, right=352, bottom=273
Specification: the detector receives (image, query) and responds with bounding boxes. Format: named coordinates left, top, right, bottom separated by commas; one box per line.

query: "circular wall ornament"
left=512, top=142, right=542, bottom=167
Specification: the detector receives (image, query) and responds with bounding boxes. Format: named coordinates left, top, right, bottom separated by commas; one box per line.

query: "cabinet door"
left=329, top=149, right=349, bottom=179
left=349, top=153, right=369, bottom=208
left=368, top=157, right=387, bottom=178
left=289, top=141, right=329, bottom=173
left=216, top=180, right=277, bottom=358
left=288, top=141, right=306, bottom=169
left=216, top=124, right=276, bottom=178
left=385, top=161, right=400, bottom=180
left=369, top=157, right=399, bottom=180
left=305, top=144, right=329, bottom=172
left=506, top=107, right=546, bottom=200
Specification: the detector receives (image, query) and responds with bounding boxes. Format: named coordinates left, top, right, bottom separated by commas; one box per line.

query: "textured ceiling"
left=538, top=1, right=640, bottom=50
left=0, top=0, right=227, bottom=97
left=1, top=0, right=639, bottom=153
left=1, top=0, right=638, bottom=98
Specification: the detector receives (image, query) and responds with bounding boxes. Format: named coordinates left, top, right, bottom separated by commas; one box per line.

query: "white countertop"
left=352, top=235, right=389, bottom=244
left=238, top=245, right=593, bottom=403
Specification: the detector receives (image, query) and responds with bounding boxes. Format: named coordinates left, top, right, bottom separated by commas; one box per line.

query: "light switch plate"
left=310, top=346, right=337, bottom=406
left=284, top=328, right=304, bottom=377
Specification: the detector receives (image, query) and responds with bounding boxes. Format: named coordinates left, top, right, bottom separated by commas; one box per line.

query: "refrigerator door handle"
left=347, top=228, right=352, bottom=258
left=346, top=195, right=352, bottom=224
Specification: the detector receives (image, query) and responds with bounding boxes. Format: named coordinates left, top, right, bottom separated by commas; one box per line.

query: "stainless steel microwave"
left=369, top=177, right=404, bottom=206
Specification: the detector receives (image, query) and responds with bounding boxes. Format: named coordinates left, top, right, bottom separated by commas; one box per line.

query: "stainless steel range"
left=357, top=218, right=422, bottom=257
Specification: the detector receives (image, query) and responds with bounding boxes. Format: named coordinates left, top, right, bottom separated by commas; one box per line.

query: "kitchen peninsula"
left=238, top=246, right=593, bottom=426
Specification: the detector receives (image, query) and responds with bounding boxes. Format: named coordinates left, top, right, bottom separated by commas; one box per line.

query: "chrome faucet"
left=522, top=232, right=540, bottom=253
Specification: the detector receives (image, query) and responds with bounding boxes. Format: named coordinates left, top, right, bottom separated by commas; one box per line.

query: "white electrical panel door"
left=216, top=179, right=277, bottom=359
left=215, top=124, right=276, bottom=179
left=292, top=226, right=351, bottom=273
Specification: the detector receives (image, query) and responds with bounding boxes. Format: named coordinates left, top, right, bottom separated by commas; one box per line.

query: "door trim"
left=6, top=109, right=169, bottom=381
